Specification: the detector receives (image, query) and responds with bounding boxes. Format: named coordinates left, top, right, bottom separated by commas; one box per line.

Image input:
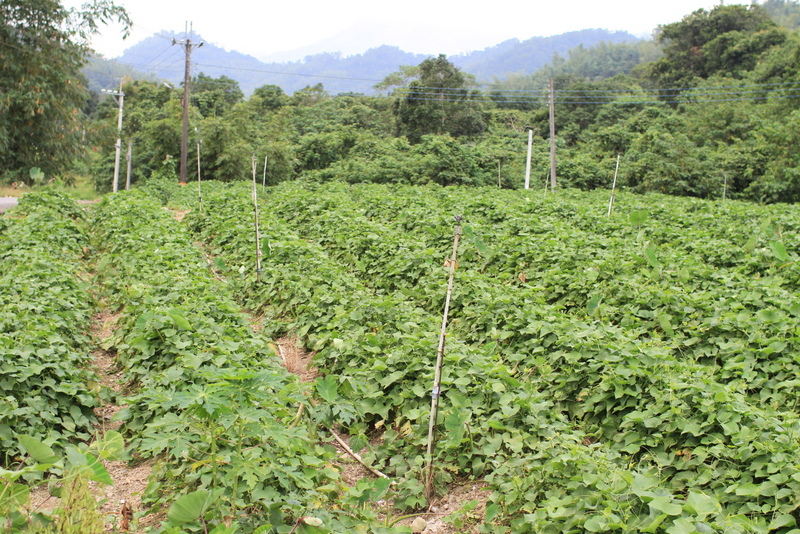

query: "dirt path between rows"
left=29, top=310, right=158, bottom=533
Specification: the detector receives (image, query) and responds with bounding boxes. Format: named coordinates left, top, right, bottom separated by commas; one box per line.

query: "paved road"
left=0, top=197, right=19, bottom=213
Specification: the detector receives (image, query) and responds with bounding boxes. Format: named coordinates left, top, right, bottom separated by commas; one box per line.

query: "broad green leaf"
left=167, top=490, right=216, bottom=525
left=666, top=518, right=695, bottom=534
left=3, top=483, right=30, bottom=507
left=83, top=452, right=113, bottom=485
left=316, top=375, right=339, bottom=403
left=734, top=483, right=759, bottom=496
left=19, top=435, right=58, bottom=464
left=684, top=492, right=718, bottom=517
left=658, top=314, right=674, bottom=337
left=95, top=430, right=125, bottom=461
left=649, top=496, right=682, bottom=516
left=641, top=514, right=668, bottom=533
left=168, top=309, right=193, bottom=331
left=629, top=210, right=650, bottom=226
left=463, top=225, right=492, bottom=257
left=769, top=514, right=796, bottom=529
left=586, top=294, right=602, bottom=316
left=644, top=244, right=661, bottom=269
left=744, top=234, right=758, bottom=252
left=583, top=515, right=608, bottom=532
left=769, top=241, right=790, bottom=262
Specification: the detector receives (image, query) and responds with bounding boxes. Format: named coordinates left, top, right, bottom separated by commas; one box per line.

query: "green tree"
left=191, top=73, right=244, bottom=118
left=291, top=83, right=329, bottom=107
left=90, top=80, right=181, bottom=190
left=251, top=84, right=289, bottom=112
left=0, top=0, right=131, bottom=183
left=389, top=54, right=486, bottom=143
left=648, top=4, right=780, bottom=85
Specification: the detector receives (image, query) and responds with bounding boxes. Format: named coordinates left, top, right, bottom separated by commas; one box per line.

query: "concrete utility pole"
left=102, top=81, right=124, bottom=193
left=125, top=140, right=133, bottom=190
left=173, top=25, right=203, bottom=184
left=524, top=127, right=533, bottom=190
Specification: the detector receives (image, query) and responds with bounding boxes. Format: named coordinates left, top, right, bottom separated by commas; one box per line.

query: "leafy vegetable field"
left=3, top=182, right=799, bottom=534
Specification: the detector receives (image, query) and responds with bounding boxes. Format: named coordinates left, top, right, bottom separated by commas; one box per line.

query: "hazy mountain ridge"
left=99, top=28, right=639, bottom=95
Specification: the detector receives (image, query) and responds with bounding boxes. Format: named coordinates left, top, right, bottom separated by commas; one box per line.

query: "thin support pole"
left=524, top=128, right=533, bottom=190
left=251, top=155, right=263, bottom=282
left=424, top=218, right=462, bottom=505
left=722, top=174, right=728, bottom=201
left=607, top=154, right=621, bottom=217
left=548, top=78, right=557, bottom=192
left=112, top=81, right=124, bottom=193
left=197, top=141, right=202, bottom=211
left=262, top=155, right=268, bottom=187
left=125, top=140, right=132, bottom=191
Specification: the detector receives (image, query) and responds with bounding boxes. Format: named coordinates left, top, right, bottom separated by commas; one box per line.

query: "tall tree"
left=648, top=4, right=781, bottom=85
left=0, top=0, right=131, bottom=183
left=389, top=55, right=485, bottom=143
left=191, top=73, right=244, bottom=118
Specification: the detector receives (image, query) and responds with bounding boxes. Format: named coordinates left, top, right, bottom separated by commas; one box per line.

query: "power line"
left=89, top=50, right=800, bottom=106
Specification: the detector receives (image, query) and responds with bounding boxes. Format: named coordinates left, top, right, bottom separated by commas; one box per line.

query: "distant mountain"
left=97, top=29, right=640, bottom=96
left=451, top=29, right=640, bottom=82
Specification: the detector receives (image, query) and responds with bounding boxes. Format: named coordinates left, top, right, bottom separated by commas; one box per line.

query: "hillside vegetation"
left=77, top=3, right=800, bottom=203
left=5, top=2, right=800, bottom=203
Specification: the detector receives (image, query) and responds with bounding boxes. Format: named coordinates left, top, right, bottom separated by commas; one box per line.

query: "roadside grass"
left=1, top=174, right=102, bottom=201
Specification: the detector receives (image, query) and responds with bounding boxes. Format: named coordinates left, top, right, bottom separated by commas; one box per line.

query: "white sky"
left=65, top=0, right=748, bottom=61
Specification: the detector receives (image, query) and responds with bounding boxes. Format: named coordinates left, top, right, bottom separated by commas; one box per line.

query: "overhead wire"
left=88, top=46, right=800, bottom=107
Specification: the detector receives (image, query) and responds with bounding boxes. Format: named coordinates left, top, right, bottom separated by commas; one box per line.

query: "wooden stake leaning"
left=607, top=154, right=621, bottom=217
left=251, top=155, right=263, bottom=282
left=424, top=217, right=462, bottom=504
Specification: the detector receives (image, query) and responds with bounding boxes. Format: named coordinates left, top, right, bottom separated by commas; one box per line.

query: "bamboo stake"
left=197, top=140, right=202, bottom=211
left=262, top=155, right=268, bottom=187
left=607, top=154, right=621, bottom=217
left=722, top=173, right=728, bottom=201
left=424, top=217, right=462, bottom=504
left=251, top=155, right=263, bottom=282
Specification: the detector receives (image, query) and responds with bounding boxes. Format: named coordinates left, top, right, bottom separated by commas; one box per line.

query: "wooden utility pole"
left=548, top=78, right=557, bottom=192
left=173, top=26, right=203, bottom=184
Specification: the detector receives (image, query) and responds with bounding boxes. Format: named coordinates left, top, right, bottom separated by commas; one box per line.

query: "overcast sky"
left=65, top=0, right=747, bottom=62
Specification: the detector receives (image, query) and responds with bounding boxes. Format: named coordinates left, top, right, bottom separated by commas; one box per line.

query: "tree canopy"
left=11, top=1, right=800, bottom=203
left=388, top=55, right=486, bottom=143
left=648, top=4, right=782, bottom=84
left=0, top=0, right=131, bottom=183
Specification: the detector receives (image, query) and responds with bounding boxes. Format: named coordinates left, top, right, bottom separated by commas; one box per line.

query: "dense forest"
left=4, top=0, right=800, bottom=203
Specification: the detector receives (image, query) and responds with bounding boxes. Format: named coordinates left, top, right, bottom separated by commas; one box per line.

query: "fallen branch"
left=329, top=428, right=392, bottom=481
